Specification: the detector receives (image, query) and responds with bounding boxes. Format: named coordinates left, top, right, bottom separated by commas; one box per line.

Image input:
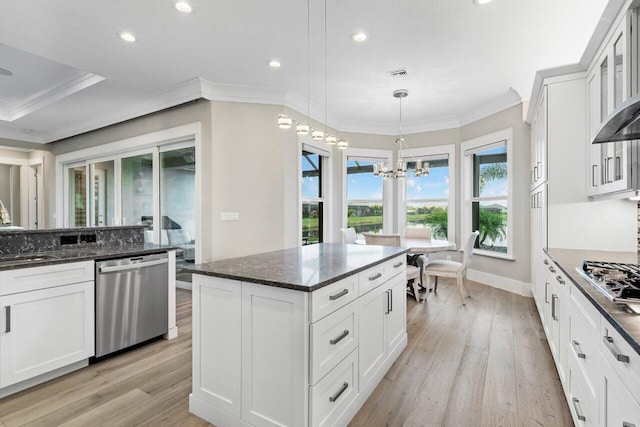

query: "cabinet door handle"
left=556, top=275, right=565, bottom=285
left=571, top=397, right=586, bottom=421
left=549, top=266, right=556, bottom=273
left=369, top=272, right=382, bottom=281
left=537, top=162, right=542, bottom=179
left=572, top=340, right=586, bottom=359
left=393, top=261, right=404, bottom=268
left=592, top=164, right=598, bottom=187
left=389, top=288, right=393, bottom=313
left=330, top=330, right=349, bottom=345
left=531, top=170, right=535, bottom=184
left=4, top=306, right=10, bottom=333
left=329, top=382, right=349, bottom=402
left=385, top=290, right=391, bottom=314
left=544, top=282, right=549, bottom=304
left=623, top=422, right=636, bottom=427
left=551, top=295, right=558, bottom=321
left=543, top=259, right=549, bottom=265
left=603, top=335, right=630, bottom=363
left=329, top=289, right=349, bottom=301
left=615, top=156, right=621, bottom=180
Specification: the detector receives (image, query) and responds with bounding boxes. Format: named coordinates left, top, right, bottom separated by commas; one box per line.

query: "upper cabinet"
left=587, top=11, right=634, bottom=197
left=530, top=86, right=547, bottom=191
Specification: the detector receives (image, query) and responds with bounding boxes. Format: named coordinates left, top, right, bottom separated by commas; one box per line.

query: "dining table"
left=355, top=237, right=456, bottom=298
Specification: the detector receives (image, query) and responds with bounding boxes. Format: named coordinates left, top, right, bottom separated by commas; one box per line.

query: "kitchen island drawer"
left=385, top=255, right=407, bottom=280
left=600, top=320, right=640, bottom=403
left=310, top=275, right=358, bottom=323
left=359, top=263, right=388, bottom=296
left=309, top=349, right=358, bottom=427
left=568, top=350, right=598, bottom=427
left=569, top=284, right=599, bottom=335
left=310, top=301, right=358, bottom=385
left=0, top=261, right=94, bottom=295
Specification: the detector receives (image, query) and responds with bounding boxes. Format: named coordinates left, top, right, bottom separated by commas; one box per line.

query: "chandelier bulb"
left=312, top=130, right=324, bottom=140
left=337, top=139, right=348, bottom=150
left=325, top=135, right=337, bottom=145
left=296, top=123, right=310, bottom=135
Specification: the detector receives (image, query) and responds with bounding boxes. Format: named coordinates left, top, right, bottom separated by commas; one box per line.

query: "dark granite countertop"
left=184, top=243, right=410, bottom=292
left=545, top=248, right=640, bottom=355
left=0, top=243, right=177, bottom=271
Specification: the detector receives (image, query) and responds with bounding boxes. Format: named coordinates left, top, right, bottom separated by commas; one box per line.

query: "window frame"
left=397, top=144, right=456, bottom=241
left=299, top=136, right=332, bottom=245
left=461, top=128, right=514, bottom=260
left=342, top=147, right=393, bottom=234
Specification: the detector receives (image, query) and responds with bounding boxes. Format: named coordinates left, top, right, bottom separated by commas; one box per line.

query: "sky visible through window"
left=301, top=153, right=320, bottom=199
left=477, top=146, right=507, bottom=200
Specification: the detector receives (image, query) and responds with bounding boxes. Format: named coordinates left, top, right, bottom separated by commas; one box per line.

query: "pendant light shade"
left=278, top=114, right=292, bottom=129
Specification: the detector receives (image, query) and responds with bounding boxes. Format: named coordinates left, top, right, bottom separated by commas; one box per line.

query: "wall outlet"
left=80, top=233, right=97, bottom=243
left=60, top=235, right=78, bottom=245
left=220, top=212, right=240, bottom=221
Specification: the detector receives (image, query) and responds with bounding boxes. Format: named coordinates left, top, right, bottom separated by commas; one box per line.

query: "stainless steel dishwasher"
left=95, top=253, right=169, bottom=358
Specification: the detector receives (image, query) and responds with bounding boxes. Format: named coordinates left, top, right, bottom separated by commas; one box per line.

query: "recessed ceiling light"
left=351, top=32, right=367, bottom=42
left=473, top=0, right=492, bottom=4
left=119, top=31, right=136, bottom=42
left=0, top=67, right=13, bottom=77
left=175, top=1, right=192, bottom=13
left=267, top=59, right=281, bottom=68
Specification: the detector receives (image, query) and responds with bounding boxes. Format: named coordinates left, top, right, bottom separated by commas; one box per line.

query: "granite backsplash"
left=0, top=226, right=146, bottom=256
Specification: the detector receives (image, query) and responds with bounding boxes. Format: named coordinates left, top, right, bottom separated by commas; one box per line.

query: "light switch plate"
left=220, top=212, right=240, bottom=221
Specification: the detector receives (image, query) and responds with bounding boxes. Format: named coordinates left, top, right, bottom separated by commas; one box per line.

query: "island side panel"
left=241, top=282, right=309, bottom=427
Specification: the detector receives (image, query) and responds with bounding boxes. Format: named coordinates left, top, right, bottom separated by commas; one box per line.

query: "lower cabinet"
left=534, top=256, right=640, bottom=427
left=0, top=262, right=95, bottom=390
left=190, top=255, right=408, bottom=427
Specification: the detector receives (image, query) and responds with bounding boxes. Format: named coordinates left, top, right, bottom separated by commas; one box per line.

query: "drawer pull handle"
left=329, top=289, right=349, bottom=301
left=571, top=397, right=586, bottom=421
left=556, top=275, right=565, bottom=285
left=551, top=295, right=558, bottom=321
left=329, top=382, right=349, bottom=402
left=369, top=272, right=382, bottom=281
left=544, top=282, right=549, bottom=304
left=549, top=266, right=556, bottom=273
left=543, top=259, right=549, bottom=265
left=603, top=335, right=629, bottom=363
left=4, top=306, right=10, bottom=333
left=385, top=290, right=390, bottom=314
left=330, top=330, right=349, bottom=345
left=393, top=262, right=404, bottom=268
left=623, top=423, right=636, bottom=427
left=572, top=340, right=585, bottom=359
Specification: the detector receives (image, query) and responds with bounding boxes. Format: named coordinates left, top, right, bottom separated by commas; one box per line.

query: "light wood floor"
left=0, top=280, right=572, bottom=427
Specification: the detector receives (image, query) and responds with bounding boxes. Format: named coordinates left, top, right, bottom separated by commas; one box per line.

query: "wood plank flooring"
left=0, top=280, right=572, bottom=427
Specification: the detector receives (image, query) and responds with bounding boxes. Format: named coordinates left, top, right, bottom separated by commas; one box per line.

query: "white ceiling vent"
left=389, top=68, right=408, bottom=77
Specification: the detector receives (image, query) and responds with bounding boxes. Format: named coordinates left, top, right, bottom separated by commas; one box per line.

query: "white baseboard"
left=176, top=280, right=192, bottom=290
left=467, top=269, right=532, bottom=297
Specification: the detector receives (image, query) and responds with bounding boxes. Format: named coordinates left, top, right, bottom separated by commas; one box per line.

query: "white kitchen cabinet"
left=190, top=253, right=408, bottom=427
left=602, top=362, right=640, bottom=427
left=530, top=86, right=547, bottom=191
left=586, top=13, right=633, bottom=196
left=0, top=261, right=95, bottom=390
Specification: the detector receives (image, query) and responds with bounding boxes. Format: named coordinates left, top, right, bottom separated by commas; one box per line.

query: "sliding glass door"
left=121, top=153, right=154, bottom=228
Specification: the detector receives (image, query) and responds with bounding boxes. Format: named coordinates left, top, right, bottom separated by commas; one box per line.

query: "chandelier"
left=277, top=0, right=348, bottom=150
left=373, top=89, right=429, bottom=178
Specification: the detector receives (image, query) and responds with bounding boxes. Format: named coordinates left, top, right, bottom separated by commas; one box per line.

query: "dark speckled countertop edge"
left=185, top=246, right=410, bottom=292
left=544, top=248, right=640, bottom=356
left=0, top=245, right=178, bottom=271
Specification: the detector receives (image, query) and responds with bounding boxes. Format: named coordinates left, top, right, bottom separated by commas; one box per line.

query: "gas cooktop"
left=578, top=261, right=640, bottom=304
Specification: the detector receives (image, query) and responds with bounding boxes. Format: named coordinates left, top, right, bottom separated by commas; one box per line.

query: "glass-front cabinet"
left=587, top=13, right=632, bottom=196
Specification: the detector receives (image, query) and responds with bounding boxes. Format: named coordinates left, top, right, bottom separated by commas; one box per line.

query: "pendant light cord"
left=307, top=0, right=311, bottom=126
left=324, top=0, right=328, bottom=135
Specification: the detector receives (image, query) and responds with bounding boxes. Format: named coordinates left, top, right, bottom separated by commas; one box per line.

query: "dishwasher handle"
left=98, top=258, right=168, bottom=273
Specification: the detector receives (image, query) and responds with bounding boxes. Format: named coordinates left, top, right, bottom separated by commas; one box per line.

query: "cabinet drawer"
left=310, top=302, right=358, bottom=385
left=0, top=261, right=94, bottom=296
left=600, top=320, right=640, bottom=403
left=568, top=350, right=598, bottom=427
left=309, top=349, right=358, bottom=427
left=568, top=308, right=601, bottom=393
left=604, top=363, right=640, bottom=427
left=569, top=284, right=599, bottom=335
left=385, top=255, right=407, bottom=280
left=547, top=261, right=569, bottom=297
left=359, top=263, right=388, bottom=296
left=310, top=275, right=358, bottom=323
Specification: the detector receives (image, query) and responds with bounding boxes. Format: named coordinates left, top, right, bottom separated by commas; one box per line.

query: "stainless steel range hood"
left=592, top=92, right=640, bottom=143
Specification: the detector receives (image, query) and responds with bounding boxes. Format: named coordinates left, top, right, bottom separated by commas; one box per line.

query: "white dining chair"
left=340, top=227, right=357, bottom=244
left=404, top=226, right=431, bottom=239
left=362, top=232, right=422, bottom=303
left=423, top=230, right=480, bottom=305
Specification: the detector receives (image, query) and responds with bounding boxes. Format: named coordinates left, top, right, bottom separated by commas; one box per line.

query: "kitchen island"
left=186, top=243, right=410, bottom=427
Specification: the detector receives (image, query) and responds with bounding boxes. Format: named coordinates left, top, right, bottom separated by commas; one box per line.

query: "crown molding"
left=458, top=88, right=522, bottom=127
left=0, top=71, right=105, bottom=122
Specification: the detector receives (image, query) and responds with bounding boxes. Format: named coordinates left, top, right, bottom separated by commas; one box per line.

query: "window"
left=462, top=128, right=513, bottom=259
left=343, top=148, right=393, bottom=235
left=400, top=145, right=455, bottom=240
left=301, top=150, right=323, bottom=245
left=300, top=140, right=331, bottom=246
